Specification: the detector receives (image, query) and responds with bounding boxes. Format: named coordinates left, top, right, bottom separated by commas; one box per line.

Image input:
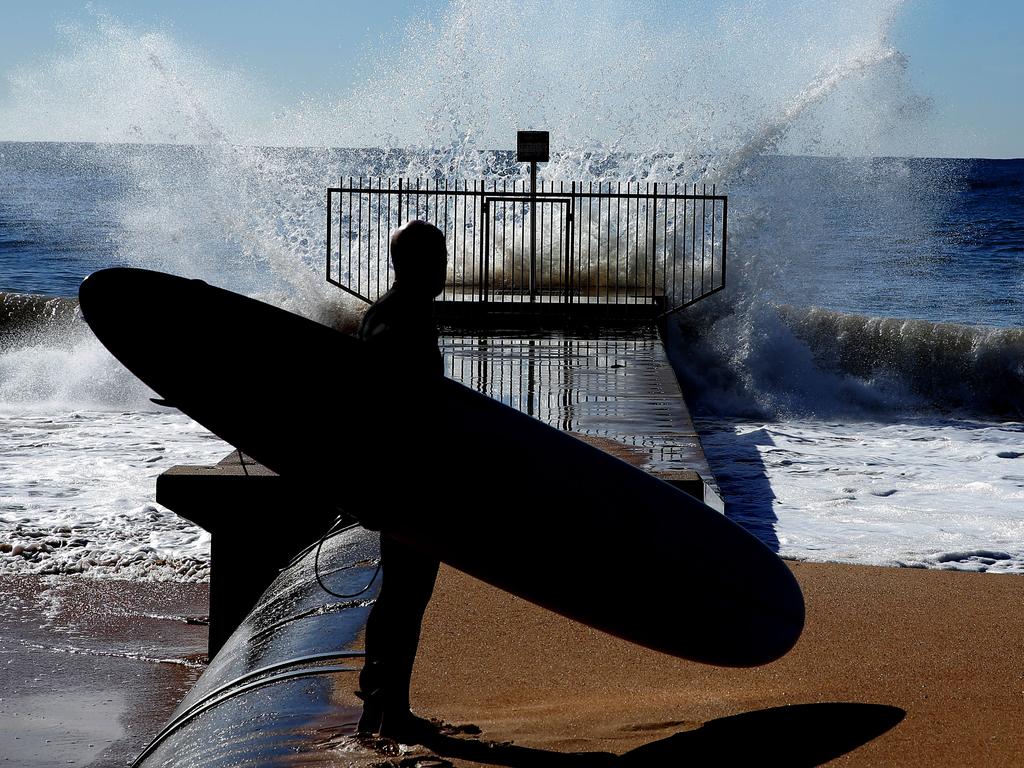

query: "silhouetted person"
left=356, top=219, right=447, bottom=741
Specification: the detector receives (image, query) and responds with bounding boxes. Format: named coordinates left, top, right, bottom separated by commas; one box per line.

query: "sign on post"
left=517, top=131, right=550, bottom=163
left=518, top=130, right=549, bottom=301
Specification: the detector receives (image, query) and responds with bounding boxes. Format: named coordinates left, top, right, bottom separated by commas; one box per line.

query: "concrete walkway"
left=441, top=325, right=721, bottom=509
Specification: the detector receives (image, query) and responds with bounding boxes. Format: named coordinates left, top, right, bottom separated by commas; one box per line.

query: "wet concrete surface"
left=0, top=575, right=208, bottom=767
left=441, top=327, right=719, bottom=497
left=135, top=525, right=375, bottom=767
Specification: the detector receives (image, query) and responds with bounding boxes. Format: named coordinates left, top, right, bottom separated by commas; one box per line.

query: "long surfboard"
left=79, top=267, right=804, bottom=667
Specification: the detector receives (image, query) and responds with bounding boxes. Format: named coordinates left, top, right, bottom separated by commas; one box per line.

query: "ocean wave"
left=671, top=300, right=1024, bottom=420
left=0, top=287, right=364, bottom=412
left=0, top=291, right=80, bottom=341
left=778, top=306, right=1024, bottom=417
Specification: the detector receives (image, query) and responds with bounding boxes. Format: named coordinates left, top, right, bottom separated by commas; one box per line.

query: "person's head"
left=390, top=220, right=448, bottom=298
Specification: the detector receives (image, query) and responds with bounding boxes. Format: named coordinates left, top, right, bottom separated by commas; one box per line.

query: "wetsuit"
left=356, top=283, right=443, bottom=732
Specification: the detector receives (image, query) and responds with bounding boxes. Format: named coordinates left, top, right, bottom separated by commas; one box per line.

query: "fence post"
left=397, top=177, right=403, bottom=226
left=480, top=197, right=489, bottom=303
left=566, top=181, right=576, bottom=304
left=651, top=182, right=658, bottom=306
left=326, top=187, right=332, bottom=284
left=530, top=161, right=537, bottom=302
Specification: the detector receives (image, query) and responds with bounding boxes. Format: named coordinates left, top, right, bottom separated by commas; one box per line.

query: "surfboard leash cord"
left=232, top=450, right=380, bottom=598
left=314, top=515, right=382, bottom=599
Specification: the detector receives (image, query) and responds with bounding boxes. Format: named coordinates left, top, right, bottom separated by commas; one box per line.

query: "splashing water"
left=0, top=0, right=933, bottom=395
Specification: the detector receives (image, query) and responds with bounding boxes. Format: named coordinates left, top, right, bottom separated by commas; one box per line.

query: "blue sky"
left=1, top=0, right=1021, bottom=157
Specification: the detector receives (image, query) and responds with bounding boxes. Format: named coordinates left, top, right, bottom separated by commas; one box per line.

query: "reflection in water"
left=442, top=328, right=714, bottom=478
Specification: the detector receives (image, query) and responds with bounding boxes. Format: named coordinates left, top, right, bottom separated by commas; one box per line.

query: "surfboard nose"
left=80, top=268, right=137, bottom=343
left=80, top=267, right=173, bottom=316
left=80, top=267, right=208, bottom=353
left=80, top=267, right=148, bottom=327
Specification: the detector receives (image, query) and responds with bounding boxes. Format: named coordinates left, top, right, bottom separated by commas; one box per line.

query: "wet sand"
left=0, top=575, right=208, bottom=768
left=406, top=561, right=1024, bottom=766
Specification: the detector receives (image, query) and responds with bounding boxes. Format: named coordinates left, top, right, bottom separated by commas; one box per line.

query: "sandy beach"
left=2, top=556, right=1022, bottom=766
left=400, top=560, right=1024, bottom=766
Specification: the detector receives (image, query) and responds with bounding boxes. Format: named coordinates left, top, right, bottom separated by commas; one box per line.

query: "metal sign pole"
left=517, top=130, right=549, bottom=304
left=530, top=159, right=537, bottom=300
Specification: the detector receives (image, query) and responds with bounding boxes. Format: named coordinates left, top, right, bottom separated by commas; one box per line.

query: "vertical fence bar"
left=625, top=183, right=632, bottom=304
left=633, top=185, right=639, bottom=304
left=501, top=197, right=508, bottom=302
left=509, top=180, right=517, bottom=296
left=396, top=177, right=403, bottom=227
left=701, top=183, right=707, bottom=294
left=505, top=179, right=511, bottom=301
left=721, top=195, right=728, bottom=293
left=386, top=179, right=393, bottom=292
left=480, top=194, right=488, bottom=303
left=671, top=183, right=678, bottom=307
left=691, top=187, right=698, bottom=299
left=326, top=188, right=333, bottom=283
left=650, top=182, right=658, bottom=306
left=588, top=182, right=594, bottom=302
left=347, top=177, right=353, bottom=292
left=472, top=180, right=478, bottom=301
left=682, top=187, right=689, bottom=304
left=532, top=166, right=540, bottom=303
left=520, top=185, right=526, bottom=294
left=453, top=180, right=460, bottom=299
left=577, top=185, right=583, bottom=299
left=568, top=181, right=575, bottom=303
left=547, top=193, right=554, bottom=299
left=562, top=195, right=568, bottom=303
left=491, top=179, right=497, bottom=300
left=374, top=178, right=380, bottom=300
left=558, top=182, right=564, bottom=301
left=566, top=191, right=574, bottom=303
left=604, top=183, right=611, bottom=303
left=540, top=182, right=548, bottom=299
left=645, top=182, right=652, bottom=304
left=661, top=184, right=668, bottom=306
left=356, top=177, right=363, bottom=298
left=640, top=184, right=647, bottom=302
left=710, top=184, right=716, bottom=291
left=641, top=182, right=648, bottom=303
left=610, top=185, right=618, bottom=305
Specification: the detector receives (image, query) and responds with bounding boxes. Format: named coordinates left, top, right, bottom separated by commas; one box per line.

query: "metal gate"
left=327, top=177, right=726, bottom=315
left=482, top=194, right=573, bottom=303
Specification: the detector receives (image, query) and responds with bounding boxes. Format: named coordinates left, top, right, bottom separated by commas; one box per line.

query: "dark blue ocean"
left=2, top=144, right=1021, bottom=325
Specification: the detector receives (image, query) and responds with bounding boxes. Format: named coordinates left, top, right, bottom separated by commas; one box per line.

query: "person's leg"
left=358, top=534, right=439, bottom=734
left=357, top=533, right=387, bottom=733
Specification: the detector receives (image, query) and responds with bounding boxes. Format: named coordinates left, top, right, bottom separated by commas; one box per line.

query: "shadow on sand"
left=409, top=703, right=905, bottom=768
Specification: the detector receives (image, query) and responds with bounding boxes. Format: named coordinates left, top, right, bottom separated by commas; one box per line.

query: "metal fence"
left=327, top=177, right=726, bottom=315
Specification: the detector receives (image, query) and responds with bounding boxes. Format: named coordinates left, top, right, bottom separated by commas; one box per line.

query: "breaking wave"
left=672, top=302, right=1024, bottom=420
left=778, top=306, right=1024, bottom=416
